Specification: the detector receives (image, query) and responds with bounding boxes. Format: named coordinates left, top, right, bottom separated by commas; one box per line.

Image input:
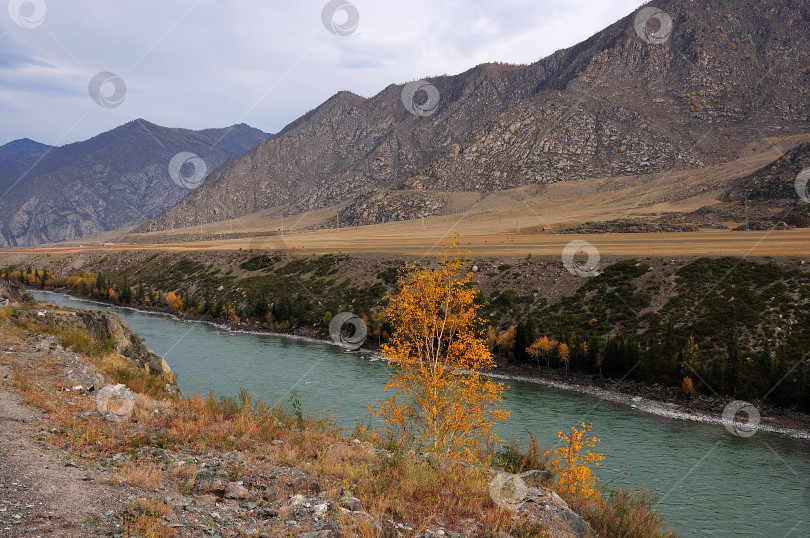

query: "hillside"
left=0, top=121, right=269, bottom=247
left=0, top=138, right=56, bottom=187
left=145, top=0, right=810, bottom=232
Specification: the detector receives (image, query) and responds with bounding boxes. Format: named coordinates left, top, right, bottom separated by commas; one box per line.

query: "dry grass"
left=60, top=328, right=114, bottom=357
left=110, top=462, right=164, bottom=489
left=587, top=487, right=679, bottom=538
left=122, top=497, right=175, bottom=538
left=91, top=352, right=169, bottom=399
left=1, top=306, right=676, bottom=537
left=0, top=306, right=15, bottom=322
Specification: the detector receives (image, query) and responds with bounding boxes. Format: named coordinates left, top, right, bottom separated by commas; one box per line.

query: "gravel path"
left=0, top=361, right=137, bottom=537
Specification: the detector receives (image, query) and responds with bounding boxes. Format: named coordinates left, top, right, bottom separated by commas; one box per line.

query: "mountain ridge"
left=144, top=0, right=810, bottom=232
left=0, top=120, right=270, bottom=246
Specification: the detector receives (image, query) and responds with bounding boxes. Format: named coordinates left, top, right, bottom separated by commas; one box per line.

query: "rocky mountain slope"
left=147, top=0, right=810, bottom=231
left=0, top=121, right=268, bottom=247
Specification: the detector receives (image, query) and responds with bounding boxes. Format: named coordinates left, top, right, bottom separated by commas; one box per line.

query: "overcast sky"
left=0, top=0, right=646, bottom=146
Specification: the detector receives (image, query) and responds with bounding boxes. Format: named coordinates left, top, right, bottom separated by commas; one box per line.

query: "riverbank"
left=489, top=363, right=810, bottom=441
left=3, top=296, right=660, bottom=537
left=34, top=288, right=810, bottom=442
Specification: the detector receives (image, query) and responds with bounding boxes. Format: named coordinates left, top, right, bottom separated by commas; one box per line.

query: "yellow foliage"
left=221, top=303, right=239, bottom=323
left=558, top=343, right=570, bottom=374
left=496, top=325, right=515, bottom=353
left=526, top=336, right=558, bottom=368
left=166, top=292, right=184, bottom=310
left=371, top=238, right=509, bottom=462
left=552, top=422, right=604, bottom=511
left=681, top=376, right=696, bottom=397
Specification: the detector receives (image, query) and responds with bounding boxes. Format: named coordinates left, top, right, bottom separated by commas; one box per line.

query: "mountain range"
left=144, top=0, right=810, bottom=232
left=1, top=0, right=809, bottom=246
left=0, top=122, right=268, bottom=246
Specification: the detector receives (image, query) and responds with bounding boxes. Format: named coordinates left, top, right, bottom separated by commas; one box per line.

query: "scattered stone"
left=340, top=496, right=362, bottom=511
left=225, top=481, right=249, bottom=500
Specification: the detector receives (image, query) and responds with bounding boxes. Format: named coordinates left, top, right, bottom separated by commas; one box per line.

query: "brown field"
left=4, top=133, right=809, bottom=259
left=4, top=228, right=810, bottom=258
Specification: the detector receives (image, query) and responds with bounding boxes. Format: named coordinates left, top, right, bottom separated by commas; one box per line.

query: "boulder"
left=340, top=496, right=363, bottom=511
left=225, top=482, right=249, bottom=499
left=0, top=279, right=33, bottom=303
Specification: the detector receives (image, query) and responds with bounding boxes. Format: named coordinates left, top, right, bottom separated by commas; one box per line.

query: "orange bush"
left=166, top=292, right=184, bottom=310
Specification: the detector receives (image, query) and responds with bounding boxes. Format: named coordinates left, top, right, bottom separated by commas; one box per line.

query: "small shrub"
left=60, top=328, right=115, bottom=357
left=587, top=487, right=679, bottom=538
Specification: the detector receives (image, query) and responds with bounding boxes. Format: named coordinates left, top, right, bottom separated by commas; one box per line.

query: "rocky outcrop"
left=492, top=471, right=596, bottom=538
left=0, top=278, right=33, bottom=303
left=18, top=307, right=178, bottom=389
left=76, top=310, right=176, bottom=385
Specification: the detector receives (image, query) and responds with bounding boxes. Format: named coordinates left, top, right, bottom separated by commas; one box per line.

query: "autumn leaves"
left=369, top=238, right=509, bottom=462
left=369, top=237, right=605, bottom=512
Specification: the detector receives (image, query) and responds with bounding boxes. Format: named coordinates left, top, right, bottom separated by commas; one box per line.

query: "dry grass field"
left=4, top=134, right=809, bottom=259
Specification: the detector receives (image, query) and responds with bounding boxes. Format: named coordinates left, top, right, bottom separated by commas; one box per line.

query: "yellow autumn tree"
left=558, top=343, right=570, bottom=375
left=166, top=291, right=184, bottom=310
left=552, top=422, right=604, bottom=512
left=371, top=238, right=509, bottom=462
left=527, top=335, right=558, bottom=368
left=495, top=325, right=516, bottom=358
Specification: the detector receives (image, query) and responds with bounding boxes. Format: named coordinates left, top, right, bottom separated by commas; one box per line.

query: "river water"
left=33, top=291, right=810, bottom=536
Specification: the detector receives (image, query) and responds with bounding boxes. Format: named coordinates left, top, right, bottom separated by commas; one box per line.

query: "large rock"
left=518, top=487, right=596, bottom=538
left=0, top=278, right=33, bottom=303
left=75, top=310, right=176, bottom=384
left=491, top=471, right=595, bottom=538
